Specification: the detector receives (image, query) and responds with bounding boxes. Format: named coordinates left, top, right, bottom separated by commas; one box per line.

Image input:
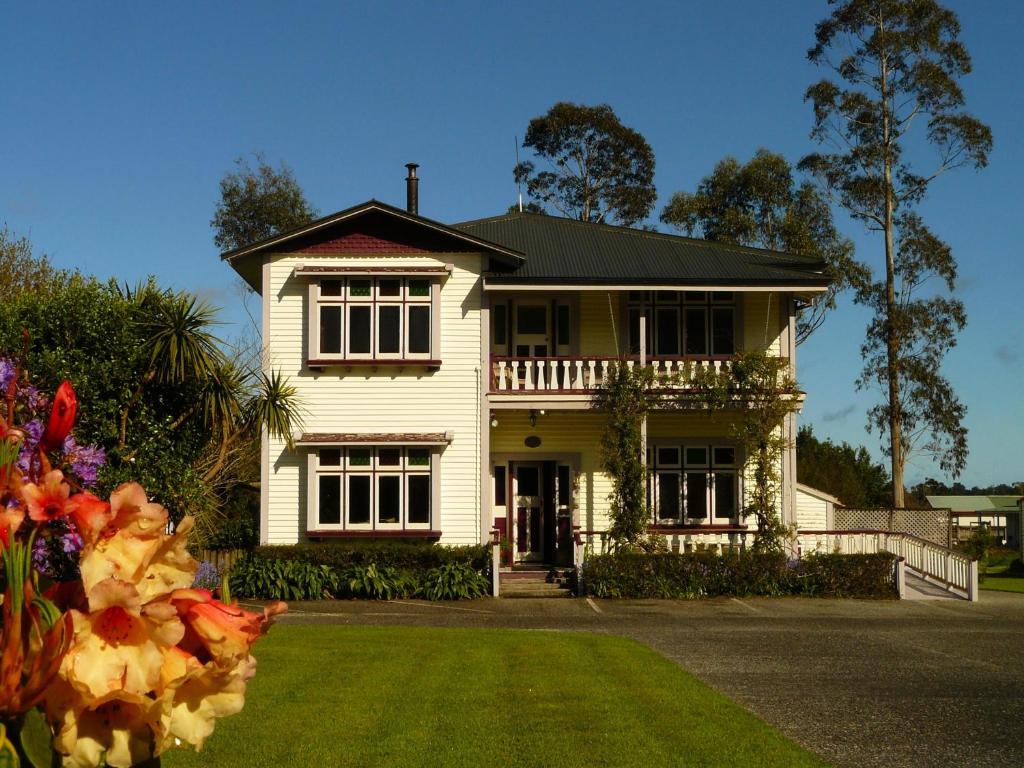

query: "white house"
left=222, top=167, right=831, bottom=563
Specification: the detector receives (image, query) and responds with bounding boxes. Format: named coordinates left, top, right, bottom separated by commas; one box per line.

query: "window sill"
left=307, top=529, right=442, bottom=539
left=307, top=359, right=441, bottom=370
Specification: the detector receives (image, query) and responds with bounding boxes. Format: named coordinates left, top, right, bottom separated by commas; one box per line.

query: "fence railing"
left=796, top=529, right=978, bottom=601
left=193, top=549, right=246, bottom=574
left=489, top=355, right=733, bottom=393
left=834, top=507, right=952, bottom=547
left=581, top=528, right=751, bottom=556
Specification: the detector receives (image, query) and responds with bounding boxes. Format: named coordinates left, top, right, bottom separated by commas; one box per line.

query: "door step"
left=499, top=568, right=575, bottom=598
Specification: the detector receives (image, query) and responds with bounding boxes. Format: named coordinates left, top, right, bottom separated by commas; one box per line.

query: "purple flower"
left=61, top=530, right=84, bottom=555
left=0, top=359, right=13, bottom=392
left=32, top=537, right=51, bottom=575
left=17, top=419, right=43, bottom=473
left=19, top=385, right=44, bottom=412
left=63, top=436, right=106, bottom=487
left=193, top=560, right=221, bottom=591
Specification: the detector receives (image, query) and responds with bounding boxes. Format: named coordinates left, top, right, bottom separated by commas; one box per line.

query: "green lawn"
left=163, top=625, right=827, bottom=768
left=980, top=575, right=1024, bottom=593
left=980, top=552, right=1024, bottom=593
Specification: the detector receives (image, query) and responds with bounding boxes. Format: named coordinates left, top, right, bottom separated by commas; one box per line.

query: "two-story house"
left=223, top=167, right=830, bottom=564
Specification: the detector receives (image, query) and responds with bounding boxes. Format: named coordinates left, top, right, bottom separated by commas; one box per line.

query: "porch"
left=485, top=289, right=784, bottom=399
left=487, top=409, right=751, bottom=568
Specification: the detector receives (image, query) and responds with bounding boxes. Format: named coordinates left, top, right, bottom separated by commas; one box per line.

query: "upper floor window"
left=311, top=277, right=435, bottom=363
left=628, top=291, right=736, bottom=357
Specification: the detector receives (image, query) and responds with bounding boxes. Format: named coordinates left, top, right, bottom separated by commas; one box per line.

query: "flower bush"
left=0, top=356, right=285, bottom=767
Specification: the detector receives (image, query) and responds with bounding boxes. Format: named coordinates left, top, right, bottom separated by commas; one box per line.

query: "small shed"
left=927, top=495, right=1022, bottom=549
left=795, top=483, right=840, bottom=530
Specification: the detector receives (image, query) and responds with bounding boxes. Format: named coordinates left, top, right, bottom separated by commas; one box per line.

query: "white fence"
left=490, top=356, right=732, bottom=392
left=796, top=529, right=978, bottom=601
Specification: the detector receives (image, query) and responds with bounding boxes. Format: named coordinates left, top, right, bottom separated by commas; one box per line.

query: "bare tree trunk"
left=879, top=21, right=905, bottom=508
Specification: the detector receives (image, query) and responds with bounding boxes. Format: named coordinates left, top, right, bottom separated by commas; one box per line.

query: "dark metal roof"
left=454, top=212, right=830, bottom=287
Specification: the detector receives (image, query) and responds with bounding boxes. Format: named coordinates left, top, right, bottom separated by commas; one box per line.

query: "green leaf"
left=0, top=722, right=20, bottom=768
left=18, top=709, right=51, bottom=768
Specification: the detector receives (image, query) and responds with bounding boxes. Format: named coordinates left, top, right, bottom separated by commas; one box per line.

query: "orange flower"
left=0, top=504, right=24, bottom=545
left=21, top=469, right=78, bottom=523
left=41, top=379, right=78, bottom=452
left=171, top=589, right=286, bottom=666
left=69, top=491, right=112, bottom=544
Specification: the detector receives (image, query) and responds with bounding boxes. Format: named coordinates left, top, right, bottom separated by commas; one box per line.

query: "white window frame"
left=307, top=446, right=437, bottom=532
left=627, top=292, right=738, bottom=358
left=648, top=441, right=742, bottom=528
left=308, top=276, right=440, bottom=364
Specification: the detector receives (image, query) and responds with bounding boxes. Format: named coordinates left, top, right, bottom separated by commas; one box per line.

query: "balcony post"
left=639, top=312, right=648, bottom=510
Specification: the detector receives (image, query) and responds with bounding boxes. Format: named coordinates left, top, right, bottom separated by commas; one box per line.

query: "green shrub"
left=584, top=551, right=897, bottom=599
left=419, top=563, right=490, bottom=600
left=342, top=563, right=416, bottom=600
left=203, top=515, right=259, bottom=551
left=229, top=557, right=341, bottom=601
left=253, top=540, right=489, bottom=572
left=228, top=540, right=490, bottom=600
left=793, top=553, right=898, bottom=597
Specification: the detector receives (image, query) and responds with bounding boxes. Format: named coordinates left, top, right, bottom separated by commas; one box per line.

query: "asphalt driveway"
left=270, top=592, right=1024, bottom=768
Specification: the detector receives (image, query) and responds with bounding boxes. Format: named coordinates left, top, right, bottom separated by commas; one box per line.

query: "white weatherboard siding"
left=795, top=484, right=838, bottom=530
left=263, top=251, right=484, bottom=545
left=743, top=292, right=782, bottom=354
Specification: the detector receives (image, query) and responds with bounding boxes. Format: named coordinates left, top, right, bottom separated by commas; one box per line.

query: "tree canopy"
left=800, top=0, right=992, bottom=504
left=0, top=266, right=303, bottom=542
left=0, top=227, right=63, bottom=303
left=660, top=149, right=865, bottom=343
left=797, top=425, right=891, bottom=508
left=513, top=102, right=656, bottom=227
left=211, top=154, right=318, bottom=252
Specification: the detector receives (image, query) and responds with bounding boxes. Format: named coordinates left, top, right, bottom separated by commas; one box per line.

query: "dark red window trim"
left=307, top=359, right=441, bottom=369
left=307, top=530, right=442, bottom=539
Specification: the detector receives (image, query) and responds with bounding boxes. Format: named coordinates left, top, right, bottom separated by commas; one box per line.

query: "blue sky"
left=2, top=1, right=1020, bottom=487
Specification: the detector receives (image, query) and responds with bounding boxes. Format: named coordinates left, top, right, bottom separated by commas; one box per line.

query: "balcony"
left=489, top=355, right=734, bottom=396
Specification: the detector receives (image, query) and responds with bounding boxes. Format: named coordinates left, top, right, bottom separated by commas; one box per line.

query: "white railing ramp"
left=797, top=529, right=979, bottom=601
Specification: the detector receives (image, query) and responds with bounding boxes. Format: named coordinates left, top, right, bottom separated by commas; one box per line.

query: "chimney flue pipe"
left=405, top=163, right=419, bottom=215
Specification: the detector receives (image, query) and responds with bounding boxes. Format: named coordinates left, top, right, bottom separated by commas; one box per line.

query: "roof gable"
left=222, top=200, right=524, bottom=292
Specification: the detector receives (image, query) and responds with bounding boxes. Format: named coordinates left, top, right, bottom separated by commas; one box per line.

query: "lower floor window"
left=648, top=442, right=740, bottom=525
left=313, top=446, right=433, bottom=530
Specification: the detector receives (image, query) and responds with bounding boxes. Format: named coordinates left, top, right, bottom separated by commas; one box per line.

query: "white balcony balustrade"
left=490, top=356, right=733, bottom=393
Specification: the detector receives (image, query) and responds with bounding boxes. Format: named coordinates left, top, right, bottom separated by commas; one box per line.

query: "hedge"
left=583, top=551, right=899, bottom=599
left=228, top=540, right=490, bottom=601
left=251, top=540, right=489, bottom=571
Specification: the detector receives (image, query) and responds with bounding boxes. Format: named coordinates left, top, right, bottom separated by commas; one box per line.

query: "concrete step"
left=499, top=569, right=575, bottom=598
left=500, top=583, right=574, bottom=598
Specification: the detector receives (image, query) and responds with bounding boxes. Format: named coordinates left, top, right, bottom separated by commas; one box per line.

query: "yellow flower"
left=156, top=646, right=256, bottom=752
left=62, top=578, right=183, bottom=703
left=78, top=484, right=196, bottom=595
left=48, top=677, right=165, bottom=768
